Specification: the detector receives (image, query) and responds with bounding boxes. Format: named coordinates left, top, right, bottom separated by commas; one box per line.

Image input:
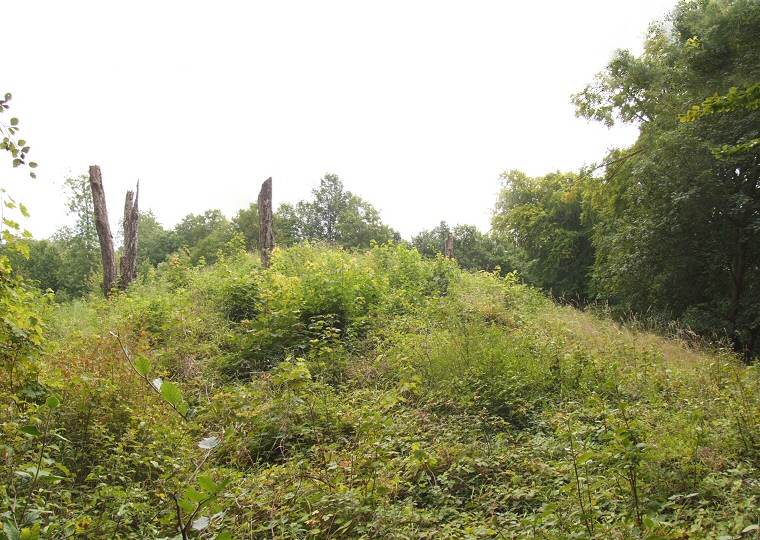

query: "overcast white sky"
left=3, top=1, right=678, bottom=241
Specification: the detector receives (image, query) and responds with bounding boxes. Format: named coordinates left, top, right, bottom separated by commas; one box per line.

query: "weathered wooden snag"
left=89, top=165, right=118, bottom=296
left=121, top=182, right=139, bottom=290
left=258, top=177, right=275, bottom=268
left=445, top=235, right=455, bottom=259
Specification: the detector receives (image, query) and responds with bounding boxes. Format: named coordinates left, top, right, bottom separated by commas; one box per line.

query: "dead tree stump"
left=121, top=182, right=139, bottom=289
left=89, top=165, right=118, bottom=296
left=445, top=235, right=455, bottom=259
left=258, top=177, right=275, bottom=268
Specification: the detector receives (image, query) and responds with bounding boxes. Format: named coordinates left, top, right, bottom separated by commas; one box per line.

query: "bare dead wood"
left=120, top=181, right=139, bottom=290
left=89, top=165, right=118, bottom=296
left=258, top=177, right=275, bottom=268
left=445, top=235, right=455, bottom=259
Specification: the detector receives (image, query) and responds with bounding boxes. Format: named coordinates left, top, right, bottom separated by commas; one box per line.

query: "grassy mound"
left=3, top=243, right=758, bottom=539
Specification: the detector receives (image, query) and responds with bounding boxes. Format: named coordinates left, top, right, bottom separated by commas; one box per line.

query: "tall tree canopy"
left=279, top=174, right=400, bottom=249
left=573, top=0, right=760, bottom=357
left=412, top=220, right=526, bottom=275
left=492, top=170, right=594, bottom=299
left=172, top=209, right=233, bottom=265
left=136, top=209, right=176, bottom=266
left=51, top=175, right=101, bottom=297
left=232, top=202, right=260, bottom=252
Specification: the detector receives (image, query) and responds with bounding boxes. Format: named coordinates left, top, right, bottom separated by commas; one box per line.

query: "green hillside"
left=3, top=243, right=759, bottom=539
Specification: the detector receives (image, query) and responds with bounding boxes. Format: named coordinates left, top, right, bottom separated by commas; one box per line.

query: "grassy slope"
left=28, top=244, right=760, bottom=538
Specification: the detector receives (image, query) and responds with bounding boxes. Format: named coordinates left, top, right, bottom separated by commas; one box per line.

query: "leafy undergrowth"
left=3, top=242, right=759, bottom=539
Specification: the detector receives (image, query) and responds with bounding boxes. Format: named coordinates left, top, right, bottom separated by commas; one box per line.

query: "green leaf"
left=38, top=474, right=66, bottom=483
left=46, top=395, right=60, bottom=409
left=197, top=475, right=218, bottom=493
left=215, top=532, right=233, bottom=540
left=10, top=117, right=18, bottom=126
left=20, top=527, right=40, bottom=540
left=52, top=432, right=71, bottom=443
left=216, top=476, right=232, bottom=490
left=161, top=380, right=182, bottom=406
left=3, top=519, right=20, bottom=540
left=177, top=498, right=195, bottom=514
left=134, top=356, right=151, bottom=376
left=198, top=436, right=219, bottom=450
left=19, top=425, right=43, bottom=437
left=642, top=515, right=657, bottom=529
left=23, top=464, right=50, bottom=477
left=742, top=525, right=759, bottom=534
left=184, top=486, right=206, bottom=503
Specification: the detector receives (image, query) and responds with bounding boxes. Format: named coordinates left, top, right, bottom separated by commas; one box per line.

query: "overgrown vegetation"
left=3, top=242, right=760, bottom=539
left=4, top=1, right=760, bottom=538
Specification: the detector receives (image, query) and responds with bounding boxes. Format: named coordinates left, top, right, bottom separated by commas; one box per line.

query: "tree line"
left=7, top=171, right=525, bottom=299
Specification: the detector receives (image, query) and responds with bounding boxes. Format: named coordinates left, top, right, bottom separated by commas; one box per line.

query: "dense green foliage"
left=411, top=220, right=527, bottom=276
left=490, top=0, right=760, bottom=357
left=681, top=82, right=760, bottom=157
left=3, top=242, right=760, bottom=539
left=276, top=174, right=401, bottom=249
left=1, top=86, right=58, bottom=540
left=492, top=170, right=593, bottom=300
left=575, top=0, right=760, bottom=357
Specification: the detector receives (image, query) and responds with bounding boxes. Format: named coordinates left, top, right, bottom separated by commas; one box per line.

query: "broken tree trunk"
left=258, top=177, right=275, bottom=268
left=445, top=235, right=455, bottom=259
left=120, top=181, right=139, bottom=290
left=89, top=165, right=118, bottom=296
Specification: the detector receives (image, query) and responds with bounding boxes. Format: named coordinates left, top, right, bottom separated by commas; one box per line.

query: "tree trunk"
left=445, top=235, right=455, bottom=259
left=120, top=182, right=139, bottom=290
left=89, top=165, right=118, bottom=296
left=258, top=177, right=275, bottom=268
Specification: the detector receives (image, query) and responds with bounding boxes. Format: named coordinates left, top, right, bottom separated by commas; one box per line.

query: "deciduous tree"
left=173, top=210, right=233, bottom=265
left=280, top=174, right=400, bottom=249
left=574, top=0, right=760, bottom=356
left=232, top=202, right=260, bottom=252
left=49, top=175, right=101, bottom=297
left=136, top=209, right=175, bottom=266
left=492, top=170, right=594, bottom=299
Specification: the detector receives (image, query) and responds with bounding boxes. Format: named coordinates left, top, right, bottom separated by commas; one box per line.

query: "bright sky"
left=3, top=1, right=679, bottom=241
